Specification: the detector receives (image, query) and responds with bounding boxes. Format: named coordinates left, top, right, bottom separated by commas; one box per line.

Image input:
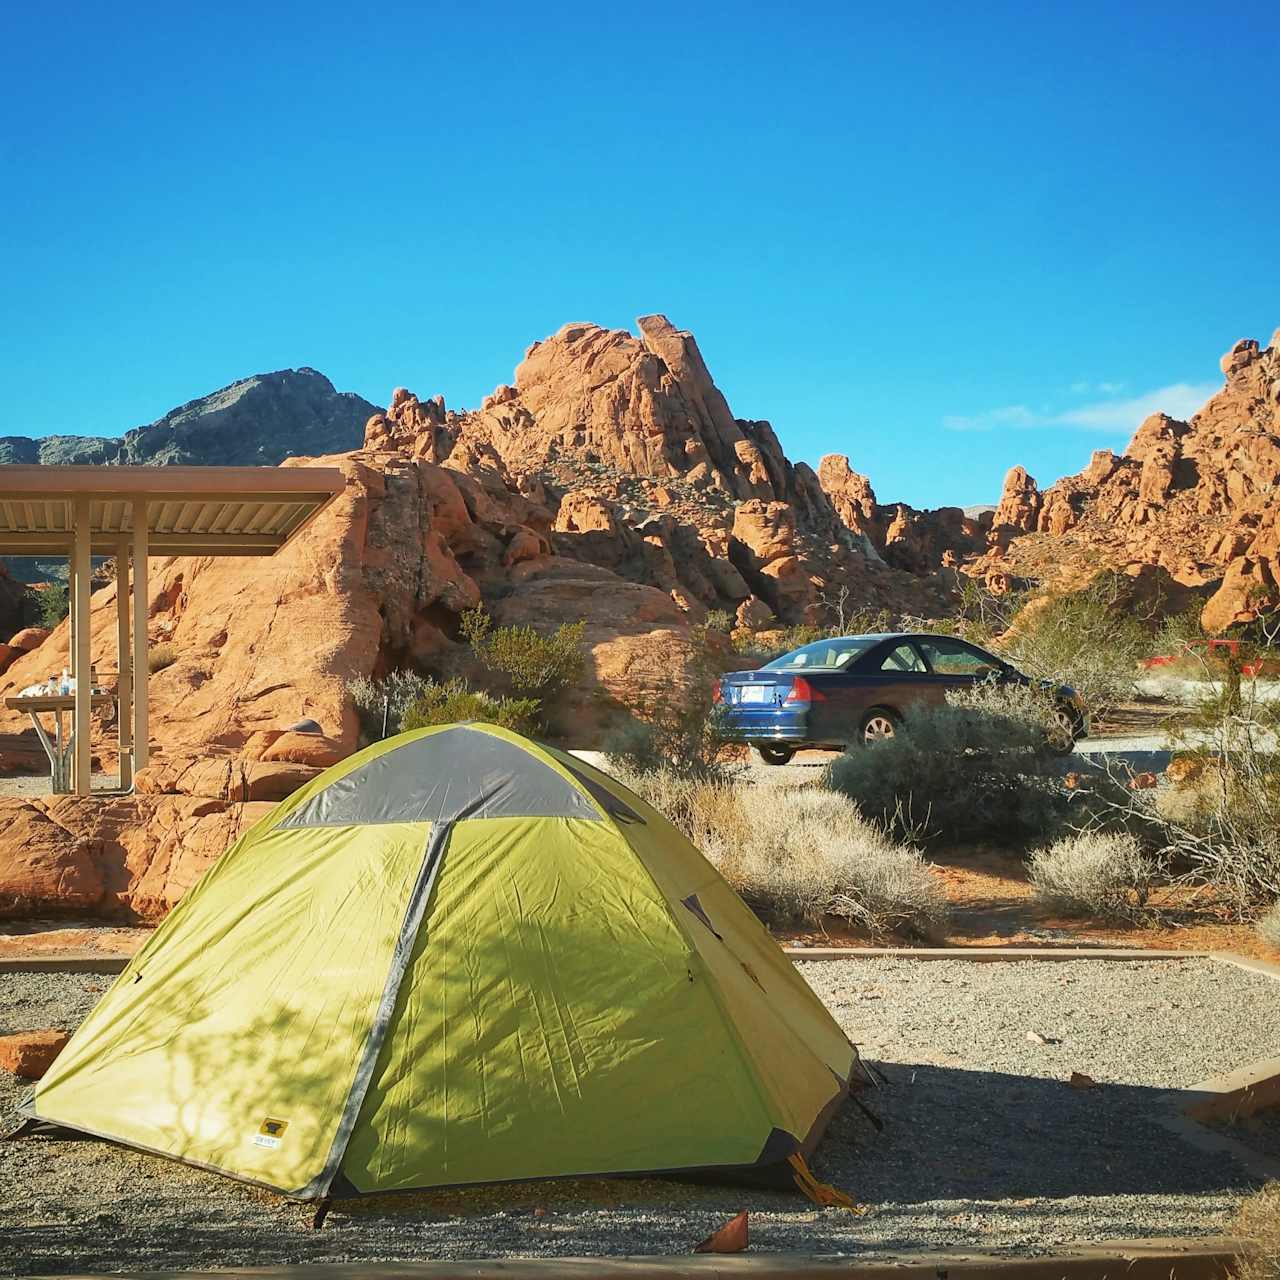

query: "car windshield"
left=762, top=636, right=879, bottom=672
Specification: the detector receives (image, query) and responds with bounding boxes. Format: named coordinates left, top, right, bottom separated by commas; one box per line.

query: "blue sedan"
left=715, top=632, right=1086, bottom=765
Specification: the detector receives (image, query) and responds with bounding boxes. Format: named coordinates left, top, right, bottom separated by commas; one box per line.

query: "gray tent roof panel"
left=280, top=727, right=603, bottom=827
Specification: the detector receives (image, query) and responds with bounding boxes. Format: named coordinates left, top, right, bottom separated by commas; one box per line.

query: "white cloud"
left=944, top=381, right=1219, bottom=434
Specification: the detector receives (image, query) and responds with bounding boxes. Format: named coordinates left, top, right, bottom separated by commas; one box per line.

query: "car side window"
left=879, top=643, right=926, bottom=673
left=917, top=638, right=1001, bottom=677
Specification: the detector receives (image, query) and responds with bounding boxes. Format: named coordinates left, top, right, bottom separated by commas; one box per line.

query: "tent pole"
left=116, top=540, right=133, bottom=790
left=72, top=496, right=92, bottom=797
left=132, top=499, right=149, bottom=773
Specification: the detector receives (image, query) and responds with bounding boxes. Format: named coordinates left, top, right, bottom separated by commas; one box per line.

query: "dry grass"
left=614, top=766, right=949, bottom=939
left=1259, top=901, right=1280, bottom=950
left=1235, top=1182, right=1280, bottom=1280
left=147, top=643, right=176, bottom=673
left=1026, top=831, right=1157, bottom=923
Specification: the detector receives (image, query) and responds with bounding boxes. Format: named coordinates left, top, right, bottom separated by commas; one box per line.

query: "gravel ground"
left=2, top=958, right=1276, bottom=1274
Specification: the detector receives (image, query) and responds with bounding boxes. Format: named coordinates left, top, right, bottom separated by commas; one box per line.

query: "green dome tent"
left=17, top=724, right=864, bottom=1203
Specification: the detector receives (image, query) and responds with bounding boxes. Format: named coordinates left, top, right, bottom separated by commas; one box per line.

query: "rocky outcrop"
left=0, top=1030, right=70, bottom=1079
left=817, top=454, right=990, bottom=575
left=992, top=466, right=1042, bottom=535
left=975, top=330, right=1280, bottom=633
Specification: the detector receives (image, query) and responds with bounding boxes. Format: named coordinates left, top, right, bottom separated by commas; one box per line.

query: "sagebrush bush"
left=827, top=682, right=1094, bottom=848
left=1234, top=1182, right=1280, bottom=1280
left=1027, top=831, right=1158, bottom=922
left=614, top=765, right=948, bottom=939
left=1101, top=684, right=1280, bottom=916
left=704, top=608, right=734, bottom=633
left=401, top=678, right=540, bottom=734
left=347, top=670, right=435, bottom=742
left=1256, top=900, right=1280, bottom=950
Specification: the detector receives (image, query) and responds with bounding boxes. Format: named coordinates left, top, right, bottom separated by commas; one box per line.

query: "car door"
left=818, top=640, right=931, bottom=743
left=914, top=636, right=1006, bottom=699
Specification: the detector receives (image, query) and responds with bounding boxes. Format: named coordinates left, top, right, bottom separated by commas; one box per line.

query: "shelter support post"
left=72, top=496, right=91, bottom=796
left=131, top=500, right=149, bottom=773
left=116, top=540, right=132, bottom=790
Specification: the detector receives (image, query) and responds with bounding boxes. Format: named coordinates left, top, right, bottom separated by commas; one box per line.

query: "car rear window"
left=762, top=637, right=878, bottom=672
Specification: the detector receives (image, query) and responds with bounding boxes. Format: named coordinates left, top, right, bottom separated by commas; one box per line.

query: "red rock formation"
left=817, top=454, right=990, bottom=575
left=971, top=329, right=1280, bottom=633
left=0, top=1029, right=70, bottom=1079
left=0, top=313, right=957, bottom=921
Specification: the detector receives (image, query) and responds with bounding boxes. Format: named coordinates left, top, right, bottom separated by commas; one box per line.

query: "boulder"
left=736, top=595, right=775, bottom=630
left=260, top=732, right=346, bottom=769
left=0, top=1029, right=70, bottom=1079
left=9, top=627, right=50, bottom=652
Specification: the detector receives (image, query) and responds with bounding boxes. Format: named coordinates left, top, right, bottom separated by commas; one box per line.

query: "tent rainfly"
left=15, top=724, right=867, bottom=1207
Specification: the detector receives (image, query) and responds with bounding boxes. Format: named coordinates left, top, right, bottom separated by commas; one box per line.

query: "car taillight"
left=784, top=677, right=825, bottom=704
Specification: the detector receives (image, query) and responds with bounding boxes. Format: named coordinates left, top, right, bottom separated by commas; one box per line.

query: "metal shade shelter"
left=0, top=465, right=346, bottom=795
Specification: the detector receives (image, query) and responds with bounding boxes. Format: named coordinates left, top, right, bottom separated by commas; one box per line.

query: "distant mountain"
left=0, top=368, right=378, bottom=468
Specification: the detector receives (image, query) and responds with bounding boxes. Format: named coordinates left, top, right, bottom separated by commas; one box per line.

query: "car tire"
left=756, top=745, right=795, bottom=766
left=859, top=708, right=898, bottom=745
left=1046, top=704, right=1082, bottom=756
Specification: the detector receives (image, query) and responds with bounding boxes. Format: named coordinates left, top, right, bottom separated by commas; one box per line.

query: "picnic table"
left=3, top=693, right=116, bottom=793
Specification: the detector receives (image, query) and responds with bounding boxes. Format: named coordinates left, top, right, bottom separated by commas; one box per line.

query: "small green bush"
left=37, top=584, right=68, bottom=629
left=401, top=678, right=540, bottom=735
left=460, top=607, right=584, bottom=697
left=704, top=608, right=734, bottom=633
left=827, top=682, right=1102, bottom=849
left=1027, top=830, right=1158, bottom=922
left=999, top=573, right=1149, bottom=719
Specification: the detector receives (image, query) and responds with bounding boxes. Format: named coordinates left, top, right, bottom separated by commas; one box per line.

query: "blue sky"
left=2, top=2, right=1277, bottom=508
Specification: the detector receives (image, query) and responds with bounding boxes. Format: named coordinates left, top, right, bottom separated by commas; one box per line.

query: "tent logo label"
left=252, top=1118, right=289, bottom=1149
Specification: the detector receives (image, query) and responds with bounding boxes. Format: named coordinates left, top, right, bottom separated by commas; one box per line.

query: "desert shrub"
left=37, top=583, right=68, bottom=629
left=604, top=626, right=731, bottom=782
left=704, top=608, right=734, bottom=633
left=611, top=765, right=747, bottom=849
left=1099, top=683, right=1280, bottom=917
left=1259, top=901, right=1280, bottom=950
left=707, top=786, right=949, bottom=938
left=460, top=607, right=584, bottom=698
left=1235, top=1182, right=1280, bottom=1280
left=401, top=677, right=540, bottom=734
left=346, top=669, right=434, bottom=742
left=999, top=574, right=1148, bottom=719
left=147, top=643, right=176, bottom=673
left=614, top=765, right=948, bottom=938
left=1153, top=603, right=1204, bottom=657
left=827, top=681, right=1101, bottom=848
left=1027, top=831, right=1158, bottom=922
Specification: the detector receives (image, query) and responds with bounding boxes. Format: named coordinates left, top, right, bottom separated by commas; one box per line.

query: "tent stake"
left=311, top=1197, right=332, bottom=1230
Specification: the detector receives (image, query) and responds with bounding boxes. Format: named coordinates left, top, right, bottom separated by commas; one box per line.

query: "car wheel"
left=756, top=745, right=796, bottom=766
left=1046, top=704, right=1080, bottom=755
left=860, top=708, right=898, bottom=745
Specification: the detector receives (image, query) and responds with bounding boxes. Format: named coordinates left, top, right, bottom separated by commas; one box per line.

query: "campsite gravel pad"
left=2, top=958, right=1277, bottom=1274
